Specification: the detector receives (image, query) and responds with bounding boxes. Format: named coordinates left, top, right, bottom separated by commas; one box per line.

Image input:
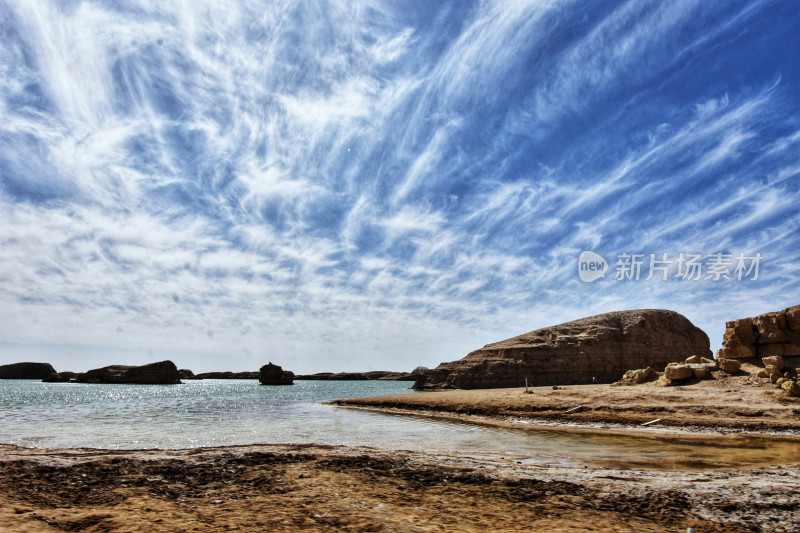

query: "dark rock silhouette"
left=259, top=362, right=294, bottom=385
left=0, top=362, right=56, bottom=380
left=414, top=309, right=710, bottom=389
left=73, top=361, right=181, bottom=384
left=295, top=371, right=414, bottom=381
left=42, top=371, right=78, bottom=383
left=191, top=371, right=259, bottom=379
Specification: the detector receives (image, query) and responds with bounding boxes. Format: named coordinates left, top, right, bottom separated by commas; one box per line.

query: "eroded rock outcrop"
left=413, top=309, right=711, bottom=390
left=259, top=362, right=294, bottom=385
left=0, top=362, right=57, bottom=380
left=717, top=305, right=800, bottom=359
left=73, top=361, right=181, bottom=384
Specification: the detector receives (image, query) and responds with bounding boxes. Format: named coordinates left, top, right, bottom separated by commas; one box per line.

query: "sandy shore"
left=2, top=442, right=799, bottom=532
left=332, top=373, right=800, bottom=433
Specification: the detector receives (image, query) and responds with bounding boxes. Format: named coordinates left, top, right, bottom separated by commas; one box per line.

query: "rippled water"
left=2, top=379, right=798, bottom=469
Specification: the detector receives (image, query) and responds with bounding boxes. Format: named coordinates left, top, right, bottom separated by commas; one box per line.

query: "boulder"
left=74, top=361, right=181, bottom=384
left=0, top=362, right=57, bottom=380
left=688, top=363, right=714, bottom=379
left=413, top=309, right=711, bottom=389
left=761, top=356, right=784, bottom=370
left=716, top=359, right=741, bottom=374
left=613, top=367, right=658, bottom=386
left=685, top=355, right=702, bottom=364
left=259, top=362, right=294, bottom=385
left=782, top=380, right=800, bottom=397
left=717, top=305, right=800, bottom=359
left=664, top=364, right=693, bottom=380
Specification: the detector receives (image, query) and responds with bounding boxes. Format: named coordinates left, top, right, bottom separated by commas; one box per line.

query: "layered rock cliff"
left=0, top=362, right=57, bottom=380
left=413, top=309, right=710, bottom=389
left=717, top=305, right=800, bottom=359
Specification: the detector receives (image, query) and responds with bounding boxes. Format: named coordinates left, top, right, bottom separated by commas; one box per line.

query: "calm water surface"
left=2, top=379, right=797, bottom=469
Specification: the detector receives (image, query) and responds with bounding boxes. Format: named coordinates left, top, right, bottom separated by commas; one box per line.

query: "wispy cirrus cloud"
left=1, top=0, right=798, bottom=373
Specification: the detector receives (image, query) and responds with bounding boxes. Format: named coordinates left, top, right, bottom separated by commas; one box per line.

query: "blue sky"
left=1, top=0, right=798, bottom=374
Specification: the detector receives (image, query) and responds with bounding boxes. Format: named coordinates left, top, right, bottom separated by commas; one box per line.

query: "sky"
left=1, top=0, right=798, bottom=374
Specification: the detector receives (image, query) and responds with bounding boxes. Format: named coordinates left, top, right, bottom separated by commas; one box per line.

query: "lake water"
left=2, top=379, right=798, bottom=469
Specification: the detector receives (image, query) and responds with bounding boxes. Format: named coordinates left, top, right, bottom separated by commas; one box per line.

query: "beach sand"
left=333, top=372, right=800, bottom=433
left=2, top=442, right=798, bottom=532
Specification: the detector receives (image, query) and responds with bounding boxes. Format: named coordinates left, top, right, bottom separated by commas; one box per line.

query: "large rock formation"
left=259, top=362, right=294, bottom=385
left=73, top=360, right=181, bottom=384
left=0, top=362, right=57, bottom=380
left=413, top=309, right=711, bottom=390
left=717, top=305, right=800, bottom=359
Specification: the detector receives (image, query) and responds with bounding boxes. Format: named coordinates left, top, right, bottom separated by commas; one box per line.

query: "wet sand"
left=2, top=442, right=798, bottom=532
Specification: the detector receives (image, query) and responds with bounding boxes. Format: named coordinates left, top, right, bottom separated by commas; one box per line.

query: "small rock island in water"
left=259, top=362, right=295, bottom=385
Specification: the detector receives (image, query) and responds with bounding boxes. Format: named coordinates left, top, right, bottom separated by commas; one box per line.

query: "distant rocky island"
left=0, top=360, right=414, bottom=384
left=0, top=362, right=56, bottom=380
left=295, top=371, right=414, bottom=381
left=259, top=362, right=294, bottom=385
left=46, top=361, right=182, bottom=385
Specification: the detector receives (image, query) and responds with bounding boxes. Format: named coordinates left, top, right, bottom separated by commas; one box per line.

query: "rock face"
left=73, top=361, right=181, bottom=384
left=259, top=363, right=294, bottom=385
left=413, top=309, right=711, bottom=390
left=0, top=362, right=57, bottom=380
left=717, top=305, right=800, bottom=359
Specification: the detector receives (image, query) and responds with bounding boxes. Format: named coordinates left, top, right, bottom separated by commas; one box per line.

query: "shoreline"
left=3, top=379, right=800, bottom=531
left=334, top=403, right=800, bottom=441
left=331, top=380, right=800, bottom=434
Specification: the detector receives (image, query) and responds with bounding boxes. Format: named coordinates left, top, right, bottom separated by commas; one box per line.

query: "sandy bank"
left=2, top=443, right=798, bottom=532
left=332, top=377, right=800, bottom=434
